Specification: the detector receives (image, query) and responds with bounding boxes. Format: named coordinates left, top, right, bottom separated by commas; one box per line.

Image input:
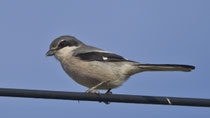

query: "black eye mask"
left=58, top=40, right=79, bottom=49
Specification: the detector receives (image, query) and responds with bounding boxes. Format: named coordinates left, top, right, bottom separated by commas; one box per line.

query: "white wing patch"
left=102, top=56, right=108, bottom=60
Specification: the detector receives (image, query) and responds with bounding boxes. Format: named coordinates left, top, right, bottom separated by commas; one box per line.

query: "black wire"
left=0, top=88, right=209, bottom=107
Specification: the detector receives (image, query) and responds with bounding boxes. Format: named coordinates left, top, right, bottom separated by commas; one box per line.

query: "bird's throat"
left=54, top=46, right=78, bottom=61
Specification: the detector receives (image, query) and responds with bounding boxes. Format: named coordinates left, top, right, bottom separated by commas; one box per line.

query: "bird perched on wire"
left=46, top=36, right=195, bottom=94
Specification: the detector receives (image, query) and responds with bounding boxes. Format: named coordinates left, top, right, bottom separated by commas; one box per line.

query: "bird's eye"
left=58, top=40, right=68, bottom=48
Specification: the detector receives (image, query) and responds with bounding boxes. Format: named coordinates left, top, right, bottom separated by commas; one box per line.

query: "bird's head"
left=46, top=36, right=84, bottom=60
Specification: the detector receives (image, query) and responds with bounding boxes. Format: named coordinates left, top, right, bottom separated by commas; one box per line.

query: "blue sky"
left=0, top=0, right=209, bottom=117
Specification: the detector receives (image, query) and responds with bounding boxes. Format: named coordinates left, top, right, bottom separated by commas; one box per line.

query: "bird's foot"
left=85, top=90, right=100, bottom=94
left=85, top=81, right=109, bottom=94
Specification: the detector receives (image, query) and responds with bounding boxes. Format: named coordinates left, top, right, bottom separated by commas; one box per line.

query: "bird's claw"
left=85, top=90, right=100, bottom=94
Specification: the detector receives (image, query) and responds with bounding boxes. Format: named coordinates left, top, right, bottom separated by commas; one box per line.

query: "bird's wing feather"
left=75, top=51, right=128, bottom=62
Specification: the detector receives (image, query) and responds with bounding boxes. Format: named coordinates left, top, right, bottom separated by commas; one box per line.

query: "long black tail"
left=138, top=64, right=195, bottom=72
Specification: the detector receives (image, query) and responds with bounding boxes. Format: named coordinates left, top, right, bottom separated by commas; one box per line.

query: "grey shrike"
left=46, top=36, right=195, bottom=94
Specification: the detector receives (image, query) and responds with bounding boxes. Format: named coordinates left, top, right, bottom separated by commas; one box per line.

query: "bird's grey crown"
left=49, top=35, right=84, bottom=50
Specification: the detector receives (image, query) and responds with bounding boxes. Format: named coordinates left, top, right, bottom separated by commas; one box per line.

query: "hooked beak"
left=46, top=49, right=57, bottom=56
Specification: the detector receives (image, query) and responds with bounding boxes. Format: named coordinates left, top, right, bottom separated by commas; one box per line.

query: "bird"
left=46, top=35, right=195, bottom=94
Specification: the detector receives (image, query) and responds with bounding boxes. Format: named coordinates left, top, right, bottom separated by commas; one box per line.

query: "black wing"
left=75, top=52, right=128, bottom=62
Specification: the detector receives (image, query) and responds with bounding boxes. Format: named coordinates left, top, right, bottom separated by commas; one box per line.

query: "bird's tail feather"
left=138, top=64, right=195, bottom=72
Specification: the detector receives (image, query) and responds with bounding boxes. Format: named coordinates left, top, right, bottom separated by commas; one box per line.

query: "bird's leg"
left=105, top=88, right=112, bottom=94
left=85, top=81, right=108, bottom=94
left=102, top=88, right=112, bottom=104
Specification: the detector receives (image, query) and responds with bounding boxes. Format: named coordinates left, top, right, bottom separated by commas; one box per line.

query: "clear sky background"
left=0, top=0, right=209, bottom=117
